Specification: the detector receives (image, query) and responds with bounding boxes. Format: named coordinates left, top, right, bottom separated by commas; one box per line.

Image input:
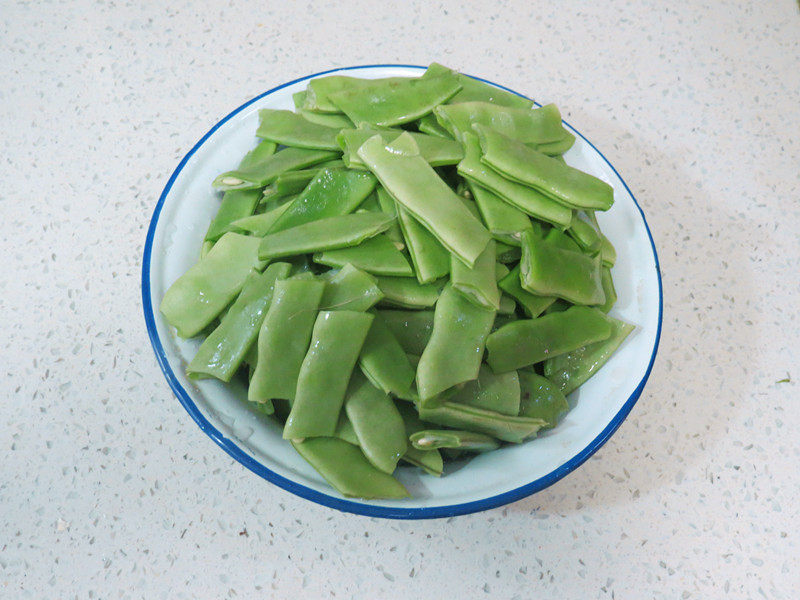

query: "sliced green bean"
left=358, top=190, right=382, bottom=212
left=344, top=374, right=407, bottom=473
left=292, top=90, right=308, bottom=109
left=297, top=108, right=353, bottom=129
left=204, top=188, right=262, bottom=243
left=416, top=284, right=496, bottom=400
left=475, top=124, right=614, bottom=211
left=378, top=310, right=434, bottom=355
left=418, top=401, right=545, bottom=443
left=319, top=264, right=383, bottom=312
left=545, top=226, right=582, bottom=252
left=518, top=370, right=569, bottom=428
left=358, top=133, right=492, bottom=267
left=468, top=181, right=531, bottom=246
left=416, top=113, right=452, bottom=138
left=230, top=201, right=292, bottom=236
left=338, top=127, right=463, bottom=168
left=258, top=212, right=394, bottom=261
left=268, top=168, right=376, bottom=233
left=266, top=161, right=345, bottom=197
left=283, top=311, right=374, bottom=439
left=186, top=262, right=291, bottom=381
left=450, top=239, right=500, bottom=309
left=498, top=294, right=517, bottom=315
left=424, top=62, right=534, bottom=109
left=255, top=109, right=341, bottom=150
left=376, top=276, right=442, bottom=309
left=396, top=403, right=443, bottom=476
left=333, top=412, right=360, bottom=446
left=291, top=437, right=409, bottom=499
left=396, top=204, right=450, bottom=283
left=544, top=315, right=635, bottom=395
left=458, top=133, right=572, bottom=228
left=358, top=312, right=416, bottom=398
left=597, top=267, right=617, bottom=313
left=314, top=235, right=413, bottom=277
left=486, top=306, right=612, bottom=373
left=374, top=187, right=405, bottom=247
left=498, top=264, right=556, bottom=318
left=410, top=429, right=499, bottom=452
left=495, top=241, right=522, bottom=263
left=160, top=233, right=264, bottom=338
left=520, top=229, right=605, bottom=305
left=588, top=211, right=617, bottom=267
left=213, top=147, right=339, bottom=191
left=568, top=213, right=602, bottom=255
left=450, top=363, right=520, bottom=416
left=248, top=277, right=325, bottom=403
left=328, top=73, right=461, bottom=127
left=304, top=75, right=414, bottom=113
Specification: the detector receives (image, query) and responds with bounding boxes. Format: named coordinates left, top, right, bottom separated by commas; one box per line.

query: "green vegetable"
left=313, top=235, right=413, bottom=277
left=410, top=429, right=499, bottom=452
left=256, top=109, right=341, bottom=150
left=213, top=147, right=339, bottom=191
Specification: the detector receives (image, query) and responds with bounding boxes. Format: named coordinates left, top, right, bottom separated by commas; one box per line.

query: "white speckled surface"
left=1, top=1, right=798, bottom=597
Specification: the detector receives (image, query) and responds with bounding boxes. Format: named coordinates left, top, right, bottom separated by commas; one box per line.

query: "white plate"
left=142, top=65, right=662, bottom=519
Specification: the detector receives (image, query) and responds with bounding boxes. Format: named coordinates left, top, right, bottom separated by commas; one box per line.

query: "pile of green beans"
left=160, top=63, right=635, bottom=500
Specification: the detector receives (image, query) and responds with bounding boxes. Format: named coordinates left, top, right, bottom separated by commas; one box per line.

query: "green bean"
left=258, top=212, right=394, bottom=261
left=495, top=241, right=522, bottom=263
left=319, top=264, right=383, bottom=312
left=230, top=201, right=292, bottom=236
left=396, top=403, right=443, bottom=476
left=344, top=374, right=407, bottom=473
left=283, top=311, right=374, bottom=439
left=587, top=211, right=617, bottom=267
left=358, top=133, right=492, bottom=267
left=267, top=168, right=376, bottom=233
left=396, top=204, right=450, bottom=283
left=497, top=264, right=556, bottom=318
left=518, top=370, right=569, bottom=428
left=376, top=276, right=442, bottom=309
left=296, top=108, right=353, bottom=129
left=313, top=235, right=413, bottom=277
left=248, top=277, right=325, bottom=404
left=213, top=147, right=339, bottom=191
left=410, top=429, right=499, bottom=452
left=450, top=363, right=520, bottom=416
left=544, top=226, right=582, bottom=252
left=544, top=315, right=634, bottom=395
left=416, top=113, right=452, bottom=138
left=333, top=412, right=360, bottom=446
left=378, top=310, right=434, bottom=355
left=498, top=294, right=517, bottom=315
left=520, top=229, right=605, bottom=305
left=486, top=306, right=612, bottom=373
left=265, top=160, right=345, bottom=198
left=292, top=90, right=308, bottom=109
left=450, top=239, right=500, bottom=309
left=568, top=213, right=602, bottom=255
left=374, top=187, right=405, bottom=248
left=416, top=284, right=496, bottom=400
left=468, top=181, right=531, bottom=246
left=418, top=401, right=546, bottom=444
left=255, top=109, right=341, bottom=150
left=458, top=133, right=572, bottom=228
left=475, top=124, right=614, bottom=211
left=423, top=62, right=534, bottom=109
left=435, top=102, right=569, bottom=149
left=160, top=233, right=265, bottom=338
left=186, top=262, right=291, bottom=382
left=338, top=127, right=464, bottom=168
left=358, top=190, right=382, bottom=212
left=358, top=312, right=416, bottom=398
left=597, top=267, right=617, bottom=313
left=204, top=189, right=262, bottom=243
left=291, top=437, right=409, bottom=499
left=328, top=73, right=461, bottom=127
left=304, top=75, right=414, bottom=113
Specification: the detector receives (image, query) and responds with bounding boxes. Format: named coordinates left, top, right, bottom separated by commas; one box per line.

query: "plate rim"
left=141, top=63, right=663, bottom=519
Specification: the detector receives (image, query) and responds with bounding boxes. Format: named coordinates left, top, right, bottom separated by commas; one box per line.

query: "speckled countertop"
left=2, top=1, right=798, bottom=598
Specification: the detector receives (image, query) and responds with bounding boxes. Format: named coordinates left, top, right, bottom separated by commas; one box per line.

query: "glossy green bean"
left=568, top=213, right=602, bottom=255
left=291, top=437, right=408, bottom=499
left=213, top=147, right=339, bottom=191
left=267, top=168, right=376, bottom=233
left=230, top=201, right=292, bottom=236
left=450, top=363, right=520, bottom=416
left=396, top=204, right=451, bottom=283
left=544, top=315, right=634, bottom=395
left=486, top=306, right=612, bottom=373
left=376, top=276, right=442, bottom=309
left=328, top=73, right=461, bottom=127
left=458, top=133, right=572, bottom=228
left=378, top=310, right=434, bottom=355
left=597, top=267, right=617, bottom=313
left=319, top=264, right=384, bottom=312
left=410, top=429, right=499, bottom=452
left=297, top=108, right=353, bottom=129
left=186, top=262, right=291, bottom=382
left=475, top=124, right=614, bottom=211
left=520, top=229, right=605, bottom=305
left=255, top=109, right=341, bottom=150
left=160, top=233, right=264, bottom=338
left=344, top=374, right=407, bottom=473
left=358, top=312, right=416, bottom=399
left=423, top=62, right=534, bottom=109
left=416, top=113, right=452, bottom=138
left=497, top=264, right=556, bottom=318
left=248, top=277, right=325, bottom=404
left=518, top=370, right=569, bottom=428
left=416, top=284, right=496, bottom=400
left=304, top=75, right=414, bottom=113
left=358, top=133, right=491, bottom=267
left=333, top=412, right=360, bottom=446
left=468, top=181, right=531, bottom=246
left=588, top=211, right=617, bottom=267
left=283, top=311, right=374, bottom=439
left=544, top=226, right=582, bottom=252
left=450, top=239, right=500, bottom=309
left=418, top=401, right=546, bottom=443
left=498, top=294, right=517, bottom=315
left=338, top=127, right=463, bottom=168
left=313, top=235, right=413, bottom=277
left=266, top=161, right=346, bottom=197
left=258, top=212, right=394, bottom=261
left=396, top=403, right=443, bottom=476
left=204, top=188, right=262, bottom=243
left=495, top=241, right=522, bottom=263
left=374, top=187, right=405, bottom=247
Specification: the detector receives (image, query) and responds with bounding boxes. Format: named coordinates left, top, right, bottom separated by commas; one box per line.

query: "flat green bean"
left=283, top=311, right=374, bottom=439
left=376, top=276, right=442, bottom=309
left=255, top=109, right=341, bottom=150
left=450, top=363, right=520, bottom=416
left=396, top=403, right=443, bottom=476
left=423, top=62, right=534, bottom=109
left=358, top=312, right=416, bottom=399
left=588, top=211, right=617, bottom=267
left=230, top=201, right=292, bottom=236
left=518, top=370, right=569, bottom=428
left=450, top=239, right=500, bottom=309
left=378, top=310, right=434, bottom=355
left=396, top=204, right=451, bottom=283
left=213, top=147, right=339, bottom=191
left=468, top=181, right=531, bottom=246
left=314, top=235, right=413, bottom=277
left=296, top=108, right=353, bottom=129
left=598, top=267, right=617, bottom=313
left=338, top=127, right=463, bottom=168
left=410, top=429, right=499, bottom=452
left=497, top=264, right=556, bottom=318
left=319, top=264, right=384, bottom=312
left=304, top=75, right=414, bottom=113
left=374, top=187, right=405, bottom=247
left=418, top=401, right=546, bottom=444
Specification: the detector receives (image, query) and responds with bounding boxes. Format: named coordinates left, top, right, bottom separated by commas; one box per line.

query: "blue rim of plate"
left=142, top=64, right=663, bottom=519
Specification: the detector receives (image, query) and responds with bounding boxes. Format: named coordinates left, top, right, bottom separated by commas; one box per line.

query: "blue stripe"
left=142, top=64, right=663, bottom=519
